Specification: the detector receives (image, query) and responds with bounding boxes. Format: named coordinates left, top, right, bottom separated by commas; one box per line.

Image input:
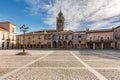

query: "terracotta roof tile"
left=0, top=27, right=8, bottom=31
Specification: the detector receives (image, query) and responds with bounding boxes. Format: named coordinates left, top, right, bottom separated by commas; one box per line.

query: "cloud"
left=22, top=0, right=120, bottom=30
left=0, top=14, right=12, bottom=21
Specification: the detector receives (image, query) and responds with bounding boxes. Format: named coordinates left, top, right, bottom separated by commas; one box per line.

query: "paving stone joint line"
left=71, top=51, right=108, bottom=80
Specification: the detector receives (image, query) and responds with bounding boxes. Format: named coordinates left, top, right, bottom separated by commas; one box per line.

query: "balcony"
left=7, top=38, right=10, bottom=42
left=87, top=39, right=113, bottom=43
left=115, top=36, right=120, bottom=40
left=12, top=39, right=14, bottom=41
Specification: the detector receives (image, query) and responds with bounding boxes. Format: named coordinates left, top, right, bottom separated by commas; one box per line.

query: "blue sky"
left=0, top=0, right=120, bottom=34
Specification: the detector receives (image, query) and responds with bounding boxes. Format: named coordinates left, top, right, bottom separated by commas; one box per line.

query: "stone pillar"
left=101, top=43, right=103, bottom=49
left=118, top=42, right=120, bottom=49
left=86, top=44, right=88, bottom=48
left=79, top=44, right=81, bottom=48
left=110, top=42, right=113, bottom=49
left=93, top=43, right=95, bottom=49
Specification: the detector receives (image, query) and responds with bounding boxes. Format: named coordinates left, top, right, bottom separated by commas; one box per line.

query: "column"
left=93, top=43, right=95, bottom=49
left=110, top=42, right=113, bottom=49
left=101, top=43, right=103, bottom=49
left=86, top=44, right=88, bottom=48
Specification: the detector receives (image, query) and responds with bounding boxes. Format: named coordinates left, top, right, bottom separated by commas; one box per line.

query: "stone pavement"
left=0, top=49, right=120, bottom=80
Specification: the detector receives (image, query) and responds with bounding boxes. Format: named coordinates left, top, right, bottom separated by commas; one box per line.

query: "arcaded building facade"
left=113, top=26, right=120, bottom=49
left=86, top=29, right=113, bottom=49
left=17, top=11, right=76, bottom=49
left=73, top=31, right=86, bottom=48
left=0, top=21, right=16, bottom=49
left=16, top=11, right=119, bottom=49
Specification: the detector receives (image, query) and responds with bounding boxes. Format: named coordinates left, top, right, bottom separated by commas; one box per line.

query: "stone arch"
left=53, top=41, right=57, bottom=48
left=68, top=41, right=73, bottom=48
left=58, top=41, right=62, bottom=48
left=63, top=41, right=67, bottom=48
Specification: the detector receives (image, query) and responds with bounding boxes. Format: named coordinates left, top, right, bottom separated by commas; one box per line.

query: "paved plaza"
left=0, top=49, right=120, bottom=80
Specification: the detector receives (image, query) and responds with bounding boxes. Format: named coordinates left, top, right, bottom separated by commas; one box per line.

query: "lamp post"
left=20, top=24, right=29, bottom=53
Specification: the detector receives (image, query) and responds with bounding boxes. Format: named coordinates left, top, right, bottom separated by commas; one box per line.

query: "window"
left=44, top=35, right=47, bottom=40
left=58, top=20, right=62, bottom=23
left=2, top=34, right=5, bottom=40
left=65, top=36, right=68, bottom=40
left=78, top=35, right=81, bottom=38
left=38, top=35, right=41, bottom=39
left=100, top=37, right=103, bottom=41
left=58, top=35, right=62, bottom=40
left=68, top=35, right=73, bottom=40
left=2, top=42, right=4, bottom=48
left=78, top=41, right=81, bottom=43
left=12, top=28, right=14, bottom=32
left=90, top=37, right=92, bottom=42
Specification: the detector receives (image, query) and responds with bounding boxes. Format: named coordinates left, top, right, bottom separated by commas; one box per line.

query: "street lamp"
left=20, top=24, right=29, bottom=53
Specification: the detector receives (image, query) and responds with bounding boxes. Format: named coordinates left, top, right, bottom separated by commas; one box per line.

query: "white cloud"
left=0, top=14, right=12, bottom=21
left=23, top=0, right=120, bottom=30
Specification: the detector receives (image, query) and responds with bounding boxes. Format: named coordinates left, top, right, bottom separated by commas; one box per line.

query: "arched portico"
left=53, top=41, right=57, bottom=48
left=58, top=41, right=62, bottom=48
left=63, top=41, right=67, bottom=48
left=68, top=41, right=73, bottom=48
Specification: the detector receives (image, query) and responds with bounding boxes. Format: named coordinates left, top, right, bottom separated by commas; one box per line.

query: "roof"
left=34, top=29, right=57, bottom=33
left=17, top=30, right=74, bottom=36
left=0, top=27, right=8, bottom=31
left=74, top=30, right=86, bottom=33
left=52, top=30, right=74, bottom=34
left=113, top=26, right=120, bottom=30
left=0, top=21, right=16, bottom=26
left=86, top=29, right=113, bottom=33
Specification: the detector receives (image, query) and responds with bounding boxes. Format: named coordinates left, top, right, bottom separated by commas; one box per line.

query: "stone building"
left=113, top=26, right=120, bottom=49
left=16, top=11, right=75, bottom=49
left=86, top=29, right=113, bottom=49
left=73, top=31, right=86, bottom=48
left=0, top=21, right=16, bottom=49
left=16, top=11, right=120, bottom=49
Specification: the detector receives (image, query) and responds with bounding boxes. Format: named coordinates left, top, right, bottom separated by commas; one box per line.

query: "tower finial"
left=60, top=9, right=62, bottom=13
left=59, top=10, right=63, bottom=16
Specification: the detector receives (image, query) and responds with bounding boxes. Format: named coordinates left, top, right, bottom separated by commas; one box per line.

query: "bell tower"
left=56, top=10, right=64, bottom=31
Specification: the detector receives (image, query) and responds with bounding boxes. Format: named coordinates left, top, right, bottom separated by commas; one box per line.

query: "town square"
left=0, top=49, right=120, bottom=80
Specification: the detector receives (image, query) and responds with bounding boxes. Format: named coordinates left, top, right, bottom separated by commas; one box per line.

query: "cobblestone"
left=49, top=51, right=73, bottom=56
left=3, top=69, right=99, bottom=80
left=29, top=61, right=84, bottom=67
left=0, top=61, right=31, bottom=67
left=96, top=69, right=120, bottom=80
left=0, top=68, right=15, bottom=76
left=78, top=55, right=115, bottom=61
left=42, top=56, right=77, bottom=61
left=85, top=61, right=120, bottom=68
left=0, top=49, right=120, bottom=80
left=3, top=56, right=41, bottom=61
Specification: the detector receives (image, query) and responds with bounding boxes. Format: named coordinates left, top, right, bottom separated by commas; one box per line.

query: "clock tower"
left=56, top=10, right=64, bottom=31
